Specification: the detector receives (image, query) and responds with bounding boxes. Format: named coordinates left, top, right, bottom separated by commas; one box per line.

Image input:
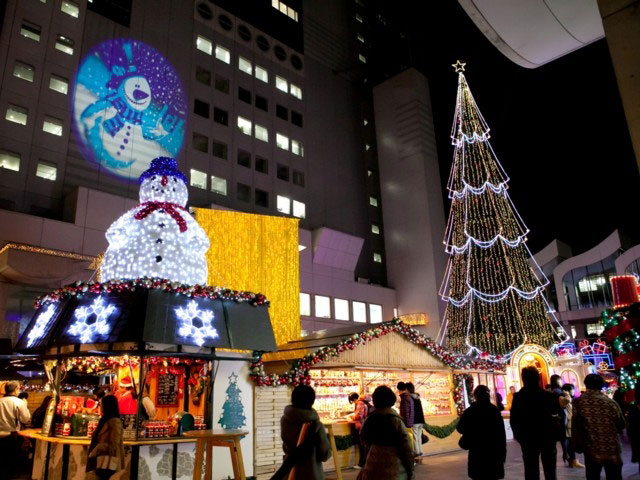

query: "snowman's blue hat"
left=139, top=157, right=187, bottom=184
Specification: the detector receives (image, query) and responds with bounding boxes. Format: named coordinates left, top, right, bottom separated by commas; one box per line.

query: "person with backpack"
left=510, top=367, right=560, bottom=480
left=405, top=383, right=426, bottom=457
left=349, top=392, right=371, bottom=468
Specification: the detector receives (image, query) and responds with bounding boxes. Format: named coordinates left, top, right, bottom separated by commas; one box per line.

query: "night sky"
left=382, top=2, right=640, bottom=255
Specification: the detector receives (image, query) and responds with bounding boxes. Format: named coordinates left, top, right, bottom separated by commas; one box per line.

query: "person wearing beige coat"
left=86, top=396, right=126, bottom=480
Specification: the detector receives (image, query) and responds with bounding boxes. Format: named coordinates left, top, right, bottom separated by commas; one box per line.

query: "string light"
left=26, top=304, right=56, bottom=347
left=100, top=157, right=210, bottom=286
left=440, top=67, right=566, bottom=356
left=67, top=296, right=116, bottom=343
left=175, top=300, right=218, bottom=346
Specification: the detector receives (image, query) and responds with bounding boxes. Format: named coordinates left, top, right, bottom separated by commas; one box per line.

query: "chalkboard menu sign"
left=157, top=374, right=179, bottom=406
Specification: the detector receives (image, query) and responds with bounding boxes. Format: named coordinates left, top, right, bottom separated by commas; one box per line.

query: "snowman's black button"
left=156, top=256, right=162, bottom=262
left=158, top=209, right=164, bottom=213
left=156, top=238, right=163, bottom=244
left=159, top=223, right=165, bottom=228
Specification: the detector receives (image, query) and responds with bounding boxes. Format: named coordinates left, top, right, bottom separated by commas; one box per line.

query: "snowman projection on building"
left=100, top=157, right=209, bottom=285
left=73, top=39, right=186, bottom=180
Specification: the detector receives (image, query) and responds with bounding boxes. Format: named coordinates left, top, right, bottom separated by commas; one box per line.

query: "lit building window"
left=371, top=224, right=380, bottom=234
left=373, top=253, right=382, bottom=263
left=357, top=33, right=365, bottom=43
left=55, top=35, right=74, bottom=55
left=61, top=0, right=79, bottom=17
left=13, top=62, right=34, bottom=82
left=36, top=161, right=57, bottom=180
left=237, top=116, right=252, bottom=136
left=5, top=105, right=28, bottom=125
left=363, top=118, right=368, bottom=126
left=0, top=151, right=20, bottom=172
left=335, top=299, right=350, bottom=321
left=211, top=175, right=227, bottom=196
left=291, top=139, right=303, bottom=156
left=277, top=195, right=291, bottom=214
left=196, top=35, right=212, bottom=55
left=355, top=13, right=363, bottom=23
left=369, top=304, right=382, bottom=324
left=578, top=275, right=607, bottom=292
left=393, top=307, right=398, bottom=318
left=365, top=143, right=371, bottom=151
left=369, top=196, right=378, bottom=207
left=272, top=0, right=299, bottom=21
left=300, top=293, right=311, bottom=316
left=49, top=74, right=69, bottom=94
left=290, top=83, right=302, bottom=100
left=276, top=133, right=289, bottom=150
left=353, top=301, right=366, bottom=323
left=190, top=169, right=207, bottom=189
left=255, top=65, right=268, bottom=83
left=293, top=200, right=305, bottom=219
left=20, top=22, right=41, bottom=42
left=586, top=323, right=605, bottom=336
left=276, top=75, right=288, bottom=93
left=358, top=54, right=367, bottom=63
left=571, top=325, right=577, bottom=338
left=254, top=124, right=269, bottom=142
left=215, top=45, right=231, bottom=64
left=315, top=295, right=331, bottom=318
left=238, top=56, right=252, bottom=75
left=367, top=169, right=373, bottom=177
left=43, top=116, right=63, bottom=136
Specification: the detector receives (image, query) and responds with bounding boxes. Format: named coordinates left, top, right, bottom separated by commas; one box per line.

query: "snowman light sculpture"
left=100, top=157, right=209, bottom=285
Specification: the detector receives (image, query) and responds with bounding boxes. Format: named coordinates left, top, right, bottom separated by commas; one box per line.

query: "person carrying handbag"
left=86, top=395, right=125, bottom=480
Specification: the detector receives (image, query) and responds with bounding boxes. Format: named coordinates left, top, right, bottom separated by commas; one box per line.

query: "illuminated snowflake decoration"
left=27, top=304, right=56, bottom=347
left=176, top=300, right=218, bottom=346
left=67, top=297, right=117, bottom=343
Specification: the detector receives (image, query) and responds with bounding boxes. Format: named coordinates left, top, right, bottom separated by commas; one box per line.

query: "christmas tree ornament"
left=100, top=157, right=210, bottom=285
left=438, top=63, right=565, bottom=357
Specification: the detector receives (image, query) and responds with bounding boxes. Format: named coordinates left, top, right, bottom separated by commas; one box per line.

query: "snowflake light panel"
left=67, top=297, right=116, bottom=343
left=26, top=304, right=56, bottom=347
left=176, top=300, right=218, bottom=346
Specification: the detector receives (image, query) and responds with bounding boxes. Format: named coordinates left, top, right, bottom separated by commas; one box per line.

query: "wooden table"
left=183, top=429, right=248, bottom=480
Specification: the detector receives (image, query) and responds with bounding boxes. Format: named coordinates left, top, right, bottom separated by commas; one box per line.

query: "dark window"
left=87, top=0, right=132, bottom=27
left=219, top=14, right=232, bottom=30
left=196, top=66, right=211, bottom=86
left=291, top=111, right=303, bottom=127
left=238, top=87, right=252, bottom=104
left=277, top=164, right=289, bottom=181
left=194, top=99, right=210, bottom=118
left=238, top=25, right=251, bottom=41
left=213, top=107, right=228, bottom=126
left=255, top=189, right=269, bottom=208
left=256, top=35, right=269, bottom=51
left=196, top=2, right=213, bottom=20
left=237, top=183, right=251, bottom=202
left=237, top=150, right=251, bottom=168
left=293, top=170, right=305, bottom=187
left=192, top=132, right=208, bottom=153
left=255, top=95, right=268, bottom=112
left=212, top=140, right=227, bottom=159
left=276, top=105, right=288, bottom=121
left=274, top=45, right=287, bottom=61
left=214, top=75, right=229, bottom=94
left=290, top=55, right=303, bottom=70
left=255, top=156, right=268, bottom=174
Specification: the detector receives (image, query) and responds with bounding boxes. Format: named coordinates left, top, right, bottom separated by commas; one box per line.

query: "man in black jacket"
left=510, top=367, right=559, bottom=480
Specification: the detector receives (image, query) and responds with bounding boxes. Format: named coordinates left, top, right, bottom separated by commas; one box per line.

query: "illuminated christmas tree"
left=439, top=62, right=565, bottom=357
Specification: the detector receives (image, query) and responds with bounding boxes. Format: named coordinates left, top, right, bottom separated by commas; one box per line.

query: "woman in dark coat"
left=627, top=385, right=640, bottom=472
left=457, top=385, right=506, bottom=480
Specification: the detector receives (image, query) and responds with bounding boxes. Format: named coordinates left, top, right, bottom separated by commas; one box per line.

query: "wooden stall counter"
left=183, top=429, right=248, bottom=480
left=321, top=420, right=356, bottom=480
left=19, top=429, right=199, bottom=446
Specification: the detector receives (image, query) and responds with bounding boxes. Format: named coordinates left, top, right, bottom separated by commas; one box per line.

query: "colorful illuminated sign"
left=72, top=39, right=186, bottom=180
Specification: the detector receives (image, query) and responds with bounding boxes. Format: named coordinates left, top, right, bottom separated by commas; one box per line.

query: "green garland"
left=423, top=418, right=459, bottom=439
left=334, top=434, right=356, bottom=451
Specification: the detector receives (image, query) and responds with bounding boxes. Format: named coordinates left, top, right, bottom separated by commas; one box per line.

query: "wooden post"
left=325, top=424, right=342, bottom=480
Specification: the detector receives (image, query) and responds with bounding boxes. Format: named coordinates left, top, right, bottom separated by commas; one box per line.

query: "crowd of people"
left=275, top=368, right=640, bottom=480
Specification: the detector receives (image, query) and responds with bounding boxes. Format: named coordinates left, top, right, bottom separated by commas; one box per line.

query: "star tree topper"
left=452, top=60, right=466, bottom=73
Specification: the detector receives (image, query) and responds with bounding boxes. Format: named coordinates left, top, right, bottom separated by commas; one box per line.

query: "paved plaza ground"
left=327, top=439, right=640, bottom=480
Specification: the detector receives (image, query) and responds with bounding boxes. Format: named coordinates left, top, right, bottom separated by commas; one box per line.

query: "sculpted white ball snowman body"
left=100, top=157, right=210, bottom=285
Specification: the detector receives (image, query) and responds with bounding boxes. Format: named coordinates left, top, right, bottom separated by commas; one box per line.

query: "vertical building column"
left=598, top=0, right=640, bottom=171
left=372, top=68, right=447, bottom=338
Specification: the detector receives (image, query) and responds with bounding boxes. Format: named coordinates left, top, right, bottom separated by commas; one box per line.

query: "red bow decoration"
left=579, top=339, right=593, bottom=355
left=593, top=338, right=607, bottom=354
left=134, top=201, right=188, bottom=232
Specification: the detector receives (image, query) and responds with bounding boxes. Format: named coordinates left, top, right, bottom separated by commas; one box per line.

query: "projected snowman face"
left=139, top=175, right=188, bottom=206
left=122, top=76, right=152, bottom=111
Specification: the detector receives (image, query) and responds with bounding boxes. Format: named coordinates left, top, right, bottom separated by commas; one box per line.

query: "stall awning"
left=15, top=286, right=275, bottom=353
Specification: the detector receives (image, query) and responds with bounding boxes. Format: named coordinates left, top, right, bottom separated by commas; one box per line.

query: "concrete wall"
left=373, top=68, right=447, bottom=338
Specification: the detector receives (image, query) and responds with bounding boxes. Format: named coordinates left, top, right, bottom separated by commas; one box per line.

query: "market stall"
left=250, top=320, right=503, bottom=480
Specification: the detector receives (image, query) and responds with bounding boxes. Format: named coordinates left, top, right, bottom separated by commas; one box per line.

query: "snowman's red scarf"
left=134, top=202, right=188, bottom=232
